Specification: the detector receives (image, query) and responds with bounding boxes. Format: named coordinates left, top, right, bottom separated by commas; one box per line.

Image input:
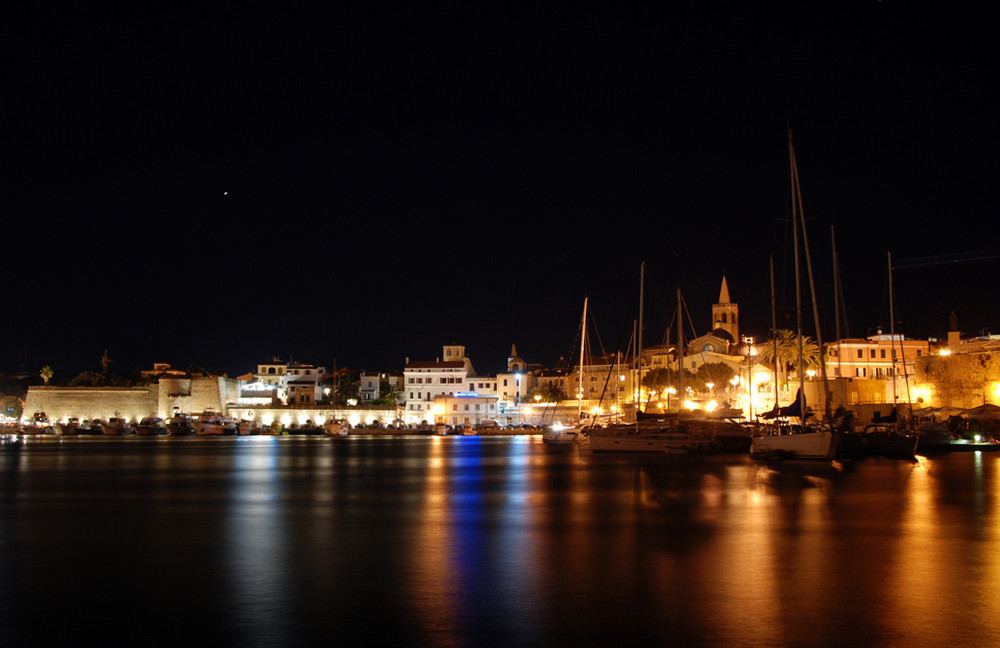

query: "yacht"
left=135, top=417, right=167, bottom=436
left=57, top=417, right=81, bottom=435
left=166, top=412, right=195, bottom=436
left=194, top=410, right=237, bottom=435
left=100, top=417, right=133, bottom=435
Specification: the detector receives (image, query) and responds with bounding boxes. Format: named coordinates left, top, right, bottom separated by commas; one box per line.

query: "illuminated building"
left=403, top=344, right=478, bottom=425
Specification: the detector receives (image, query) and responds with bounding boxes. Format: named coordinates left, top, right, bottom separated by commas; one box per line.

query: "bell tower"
left=711, top=275, right=739, bottom=342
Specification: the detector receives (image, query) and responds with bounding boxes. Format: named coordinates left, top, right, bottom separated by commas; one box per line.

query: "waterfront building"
left=286, top=361, right=326, bottom=405
left=359, top=372, right=380, bottom=400
left=253, top=358, right=325, bottom=405
left=403, top=344, right=477, bottom=425
left=824, top=333, right=929, bottom=381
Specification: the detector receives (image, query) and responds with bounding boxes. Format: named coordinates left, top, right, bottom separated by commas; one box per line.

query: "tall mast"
left=832, top=226, right=842, bottom=402
left=789, top=128, right=832, bottom=421
left=677, top=285, right=685, bottom=407
left=789, top=130, right=806, bottom=419
left=578, top=296, right=588, bottom=421
left=887, top=251, right=902, bottom=408
left=636, top=262, right=645, bottom=430
left=770, top=254, right=779, bottom=409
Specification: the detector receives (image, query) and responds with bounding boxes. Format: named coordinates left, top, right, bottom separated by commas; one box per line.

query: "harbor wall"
left=233, top=405, right=402, bottom=428
left=915, top=352, right=1000, bottom=409
left=24, top=386, right=159, bottom=423
left=157, top=375, right=242, bottom=418
left=24, top=375, right=244, bottom=423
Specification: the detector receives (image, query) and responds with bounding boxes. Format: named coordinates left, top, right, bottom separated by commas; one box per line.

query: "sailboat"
left=543, top=297, right=591, bottom=444
left=588, top=265, right=718, bottom=454
left=750, top=129, right=840, bottom=460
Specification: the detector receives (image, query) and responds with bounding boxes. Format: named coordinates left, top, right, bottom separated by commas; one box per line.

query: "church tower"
left=711, top=275, right=739, bottom=342
left=507, top=343, right=526, bottom=373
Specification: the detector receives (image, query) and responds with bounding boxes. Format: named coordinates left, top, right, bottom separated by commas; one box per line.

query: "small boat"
left=166, top=413, right=195, bottom=436
left=100, top=417, right=133, bottom=435
left=194, top=410, right=237, bottom=435
left=916, top=423, right=1000, bottom=453
left=22, top=412, right=53, bottom=434
left=57, top=417, right=81, bottom=435
left=297, top=420, right=323, bottom=435
left=840, top=423, right=917, bottom=459
left=237, top=420, right=256, bottom=435
left=542, top=422, right=587, bottom=444
left=750, top=423, right=839, bottom=460
left=83, top=419, right=103, bottom=435
left=135, top=417, right=166, bottom=436
left=324, top=420, right=349, bottom=437
left=590, top=419, right=717, bottom=453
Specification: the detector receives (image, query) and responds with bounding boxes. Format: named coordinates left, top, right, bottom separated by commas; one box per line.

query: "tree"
left=528, top=382, right=567, bottom=403
left=70, top=371, right=108, bottom=387
left=39, top=365, right=53, bottom=385
left=0, top=395, right=22, bottom=420
left=757, top=329, right=821, bottom=387
left=694, top=362, right=735, bottom=392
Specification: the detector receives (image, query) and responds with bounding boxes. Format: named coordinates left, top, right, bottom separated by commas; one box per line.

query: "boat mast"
left=887, top=252, right=913, bottom=417
left=789, top=130, right=806, bottom=419
left=789, top=128, right=832, bottom=422
left=637, top=262, right=645, bottom=430
left=770, top=254, right=779, bottom=409
left=579, top=296, right=588, bottom=422
left=832, top=226, right=842, bottom=404
left=677, top=285, right=685, bottom=408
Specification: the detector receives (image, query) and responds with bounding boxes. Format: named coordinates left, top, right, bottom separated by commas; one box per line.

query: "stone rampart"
left=24, top=375, right=245, bottom=424
left=24, top=386, right=158, bottom=423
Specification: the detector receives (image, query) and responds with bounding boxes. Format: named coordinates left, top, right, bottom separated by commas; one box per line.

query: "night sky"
left=5, top=5, right=998, bottom=379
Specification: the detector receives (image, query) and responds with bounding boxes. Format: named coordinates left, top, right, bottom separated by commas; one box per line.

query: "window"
left=452, top=404, right=458, bottom=411
left=880, top=349, right=886, bottom=359
left=464, top=404, right=469, bottom=411
left=870, top=350, right=876, bottom=359
left=857, top=350, right=863, bottom=359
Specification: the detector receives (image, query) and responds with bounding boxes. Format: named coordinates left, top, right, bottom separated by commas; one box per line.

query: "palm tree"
left=39, top=365, right=53, bottom=385
left=757, top=329, right=820, bottom=388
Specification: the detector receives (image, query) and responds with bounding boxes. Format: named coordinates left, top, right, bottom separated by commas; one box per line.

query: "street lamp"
left=743, top=336, right=756, bottom=420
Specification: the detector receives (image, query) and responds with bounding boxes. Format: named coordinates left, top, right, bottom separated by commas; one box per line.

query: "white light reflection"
left=224, top=437, right=291, bottom=640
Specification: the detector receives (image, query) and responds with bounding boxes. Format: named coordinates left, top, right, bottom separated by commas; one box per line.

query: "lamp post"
left=743, top=336, right=756, bottom=421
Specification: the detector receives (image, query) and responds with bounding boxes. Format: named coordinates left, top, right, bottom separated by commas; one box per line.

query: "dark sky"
left=4, top=5, right=998, bottom=379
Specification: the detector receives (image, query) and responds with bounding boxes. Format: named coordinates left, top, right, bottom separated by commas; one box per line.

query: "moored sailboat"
left=543, top=297, right=592, bottom=445
left=749, top=130, right=839, bottom=461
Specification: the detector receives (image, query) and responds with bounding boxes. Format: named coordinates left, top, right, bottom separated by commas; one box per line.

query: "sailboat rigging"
left=750, top=129, right=840, bottom=460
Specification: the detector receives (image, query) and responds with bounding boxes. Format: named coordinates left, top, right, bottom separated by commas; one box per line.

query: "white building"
left=403, top=344, right=477, bottom=425
left=254, top=358, right=326, bottom=405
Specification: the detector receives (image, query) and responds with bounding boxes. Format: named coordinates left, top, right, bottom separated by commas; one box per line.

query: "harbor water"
left=3, top=435, right=1000, bottom=647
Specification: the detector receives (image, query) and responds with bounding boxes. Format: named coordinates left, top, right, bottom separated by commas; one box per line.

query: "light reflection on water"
left=3, top=436, right=1000, bottom=647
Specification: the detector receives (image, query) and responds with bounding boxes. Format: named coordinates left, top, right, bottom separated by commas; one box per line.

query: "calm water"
left=2, top=435, right=999, bottom=647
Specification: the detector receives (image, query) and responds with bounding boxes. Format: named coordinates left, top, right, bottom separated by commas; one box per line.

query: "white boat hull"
left=542, top=424, right=589, bottom=445
left=750, top=429, right=839, bottom=459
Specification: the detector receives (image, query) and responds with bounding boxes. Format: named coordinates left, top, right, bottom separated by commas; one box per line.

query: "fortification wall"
left=158, top=376, right=242, bottom=418
left=23, top=386, right=158, bottom=423
left=25, top=376, right=246, bottom=423
left=916, top=352, right=1000, bottom=409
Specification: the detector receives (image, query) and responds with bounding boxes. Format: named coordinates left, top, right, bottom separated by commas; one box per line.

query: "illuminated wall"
left=23, top=386, right=158, bottom=424
left=915, top=351, right=1000, bottom=409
